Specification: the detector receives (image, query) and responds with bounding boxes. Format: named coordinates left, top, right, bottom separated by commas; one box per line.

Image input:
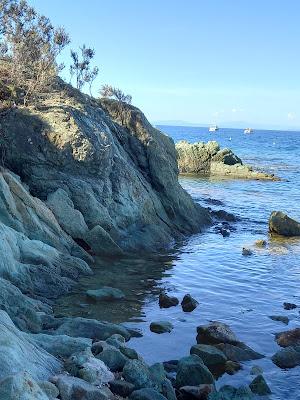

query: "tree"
left=69, top=45, right=99, bottom=95
left=100, top=85, right=132, bottom=124
left=0, top=0, right=70, bottom=105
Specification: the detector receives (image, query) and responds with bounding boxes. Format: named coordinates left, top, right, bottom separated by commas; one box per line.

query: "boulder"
left=53, top=316, right=131, bottom=341
left=130, top=388, right=168, bottom=400
left=196, top=322, right=238, bottom=345
left=122, top=359, right=154, bottom=389
left=27, top=333, right=92, bottom=358
left=190, top=344, right=227, bottom=366
left=150, top=321, right=174, bottom=334
left=38, top=381, right=60, bottom=399
left=271, top=346, right=300, bottom=368
left=110, top=379, right=135, bottom=397
left=96, top=346, right=128, bottom=372
left=209, top=385, right=254, bottom=400
left=175, top=355, right=214, bottom=388
left=86, top=287, right=125, bottom=301
left=179, top=384, right=215, bottom=399
left=269, top=211, right=300, bottom=236
left=85, top=225, right=124, bottom=256
left=159, top=293, right=179, bottom=308
left=54, top=375, right=114, bottom=400
left=215, top=343, right=264, bottom=361
left=242, top=248, right=253, bottom=256
left=0, top=372, right=49, bottom=400
left=249, top=375, right=271, bottom=395
left=181, top=294, right=198, bottom=312
left=275, top=328, right=300, bottom=347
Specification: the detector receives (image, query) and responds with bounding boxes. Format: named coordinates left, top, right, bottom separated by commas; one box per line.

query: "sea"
left=56, top=126, right=300, bottom=399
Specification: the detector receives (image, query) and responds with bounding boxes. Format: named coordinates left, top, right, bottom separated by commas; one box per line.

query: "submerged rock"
left=181, top=294, right=199, bottom=312
left=242, top=248, right=253, bottom=256
left=225, top=360, right=242, bottom=375
left=196, top=322, right=238, bottom=345
left=249, top=375, right=271, bottom=395
left=159, top=293, right=179, bottom=308
left=283, top=302, right=297, bottom=310
left=250, top=365, right=263, bottom=375
left=269, top=315, right=289, bottom=325
left=53, top=316, right=131, bottom=341
left=150, top=321, right=174, bottom=334
left=254, top=239, right=267, bottom=247
left=269, top=211, right=300, bottom=236
left=190, top=344, right=227, bottom=366
left=175, top=355, right=215, bottom=388
left=86, top=286, right=125, bottom=301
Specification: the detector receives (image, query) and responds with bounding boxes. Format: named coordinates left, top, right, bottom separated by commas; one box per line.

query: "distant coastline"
left=154, top=122, right=300, bottom=132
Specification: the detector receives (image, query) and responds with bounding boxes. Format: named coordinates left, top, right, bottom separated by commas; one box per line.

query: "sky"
left=28, top=0, right=300, bottom=130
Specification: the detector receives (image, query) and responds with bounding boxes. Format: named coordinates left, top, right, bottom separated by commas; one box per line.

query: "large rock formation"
left=0, top=81, right=210, bottom=254
left=176, top=140, right=279, bottom=180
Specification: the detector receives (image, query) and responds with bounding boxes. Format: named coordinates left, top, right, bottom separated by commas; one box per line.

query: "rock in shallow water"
left=159, top=293, right=179, bottom=308
left=181, top=294, right=199, bottom=312
left=150, top=321, right=174, bottom=334
left=196, top=322, right=238, bottom=345
left=275, top=328, right=300, bottom=347
left=86, top=286, right=125, bottom=301
left=249, top=374, right=271, bottom=395
left=215, top=343, right=264, bottom=362
left=272, top=346, right=300, bottom=368
left=269, top=211, right=300, bottom=236
left=269, top=315, right=289, bottom=325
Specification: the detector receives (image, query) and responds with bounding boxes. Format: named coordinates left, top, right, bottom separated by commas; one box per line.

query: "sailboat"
left=209, top=124, right=219, bottom=132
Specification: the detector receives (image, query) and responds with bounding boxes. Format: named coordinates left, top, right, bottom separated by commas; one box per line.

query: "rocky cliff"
left=0, top=80, right=210, bottom=254
left=176, top=140, right=279, bottom=180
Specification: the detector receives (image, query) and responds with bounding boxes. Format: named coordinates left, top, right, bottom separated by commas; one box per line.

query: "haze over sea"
left=56, top=126, right=300, bottom=400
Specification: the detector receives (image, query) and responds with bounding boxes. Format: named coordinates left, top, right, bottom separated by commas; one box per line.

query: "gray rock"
left=161, top=379, right=177, bottom=400
left=271, top=346, right=300, bottom=368
left=130, top=388, right=168, bottom=400
left=196, top=322, right=238, bottom=345
left=65, top=349, right=114, bottom=385
left=97, top=346, right=128, bottom=371
left=53, top=316, right=131, bottom=341
left=54, top=375, right=114, bottom=400
left=176, top=355, right=214, bottom=388
left=242, top=248, right=253, bottom=256
left=38, top=381, right=60, bottom=399
left=150, top=321, right=173, bottom=334
left=110, top=379, right=135, bottom=397
left=123, top=359, right=153, bottom=389
left=249, top=375, right=271, bottom=395
left=85, top=225, right=124, bottom=256
left=159, top=293, right=179, bottom=308
left=254, top=239, right=267, bottom=247
left=181, top=294, right=199, bottom=312
left=179, top=384, right=215, bottom=399
left=275, top=328, right=300, bottom=347
left=0, top=311, right=61, bottom=381
left=190, top=344, right=227, bottom=366
left=120, top=346, right=139, bottom=359
left=269, top=315, right=289, bottom=325
left=269, top=211, right=300, bottom=236
left=215, top=342, right=264, bottom=361
left=149, top=363, right=166, bottom=391
left=209, top=385, right=254, bottom=400
left=0, top=372, right=49, bottom=400
left=86, top=286, right=125, bottom=301
left=27, top=333, right=92, bottom=358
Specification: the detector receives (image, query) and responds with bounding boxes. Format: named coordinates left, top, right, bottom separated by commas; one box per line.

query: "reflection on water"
left=55, top=127, right=300, bottom=400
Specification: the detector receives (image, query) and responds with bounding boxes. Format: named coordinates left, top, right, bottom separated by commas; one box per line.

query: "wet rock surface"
left=269, top=211, right=300, bottom=236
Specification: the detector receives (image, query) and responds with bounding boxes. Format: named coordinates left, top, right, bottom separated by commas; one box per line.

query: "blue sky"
left=29, top=0, right=300, bottom=129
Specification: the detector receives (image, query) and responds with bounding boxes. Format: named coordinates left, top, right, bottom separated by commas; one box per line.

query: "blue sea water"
left=56, top=126, right=300, bottom=399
